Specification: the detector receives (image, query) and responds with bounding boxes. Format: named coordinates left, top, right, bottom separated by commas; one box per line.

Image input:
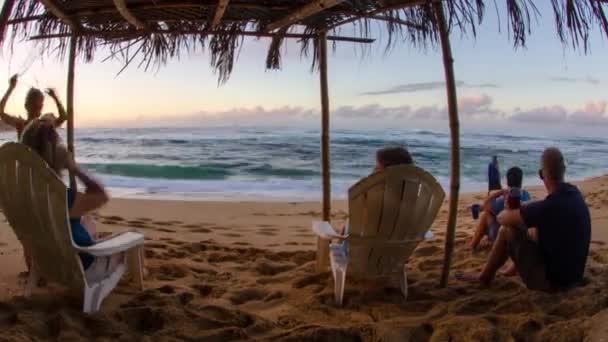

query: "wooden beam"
left=30, top=30, right=375, bottom=43
left=316, top=32, right=331, bottom=273
left=7, top=14, right=47, bottom=25
left=113, top=0, right=147, bottom=29
left=66, top=34, right=77, bottom=191
left=210, top=0, right=229, bottom=29
left=68, top=2, right=288, bottom=18
left=266, top=0, right=346, bottom=32
left=434, top=1, right=460, bottom=288
left=365, top=15, right=425, bottom=30
left=38, top=0, right=78, bottom=28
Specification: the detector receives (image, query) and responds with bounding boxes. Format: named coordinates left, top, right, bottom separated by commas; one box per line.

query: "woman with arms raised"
left=0, top=74, right=67, bottom=139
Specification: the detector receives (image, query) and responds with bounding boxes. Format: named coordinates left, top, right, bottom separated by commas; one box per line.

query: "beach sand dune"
left=0, top=177, right=607, bottom=341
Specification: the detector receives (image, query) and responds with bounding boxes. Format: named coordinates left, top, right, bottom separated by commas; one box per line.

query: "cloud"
left=509, top=106, right=569, bottom=123
left=361, top=81, right=499, bottom=96
left=549, top=76, right=600, bottom=85
left=509, top=101, right=608, bottom=125
left=568, top=101, right=608, bottom=125
left=110, top=95, right=607, bottom=128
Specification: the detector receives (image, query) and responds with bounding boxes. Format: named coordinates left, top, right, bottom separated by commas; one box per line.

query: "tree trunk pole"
left=67, top=34, right=77, bottom=191
left=0, top=0, right=16, bottom=42
left=316, top=32, right=331, bottom=272
left=434, top=2, right=461, bottom=288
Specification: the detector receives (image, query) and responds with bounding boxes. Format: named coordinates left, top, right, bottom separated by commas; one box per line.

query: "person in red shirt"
left=0, top=74, right=67, bottom=139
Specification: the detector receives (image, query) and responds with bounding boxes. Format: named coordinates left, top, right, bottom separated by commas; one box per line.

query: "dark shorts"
left=508, top=229, right=553, bottom=291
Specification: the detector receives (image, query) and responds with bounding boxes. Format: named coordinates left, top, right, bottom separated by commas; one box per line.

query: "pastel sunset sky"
left=1, top=2, right=606, bottom=135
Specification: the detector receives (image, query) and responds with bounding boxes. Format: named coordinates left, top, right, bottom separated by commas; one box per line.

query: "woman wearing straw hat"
left=0, top=74, right=67, bottom=140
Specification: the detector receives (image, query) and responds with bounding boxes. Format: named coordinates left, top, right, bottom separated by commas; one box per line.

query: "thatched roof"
left=2, top=0, right=607, bottom=82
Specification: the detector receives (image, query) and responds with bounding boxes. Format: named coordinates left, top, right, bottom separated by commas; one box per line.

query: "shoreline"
left=103, top=173, right=608, bottom=202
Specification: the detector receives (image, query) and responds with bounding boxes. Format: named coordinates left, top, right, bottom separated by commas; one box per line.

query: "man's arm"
left=46, top=88, right=67, bottom=127
left=0, top=75, right=24, bottom=128
left=482, top=189, right=505, bottom=212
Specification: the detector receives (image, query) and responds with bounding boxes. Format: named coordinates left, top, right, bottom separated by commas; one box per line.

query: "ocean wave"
left=245, top=164, right=319, bottom=178
left=83, top=163, right=232, bottom=180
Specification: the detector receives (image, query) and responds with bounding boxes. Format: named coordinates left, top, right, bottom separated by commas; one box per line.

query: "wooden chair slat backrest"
left=0, top=143, right=85, bottom=289
left=347, top=165, right=445, bottom=277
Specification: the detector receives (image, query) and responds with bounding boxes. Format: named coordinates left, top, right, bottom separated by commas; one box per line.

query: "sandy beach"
left=0, top=176, right=607, bottom=341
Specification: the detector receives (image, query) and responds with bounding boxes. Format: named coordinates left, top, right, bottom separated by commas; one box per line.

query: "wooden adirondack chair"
left=313, top=164, right=445, bottom=305
left=0, top=142, right=145, bottom=313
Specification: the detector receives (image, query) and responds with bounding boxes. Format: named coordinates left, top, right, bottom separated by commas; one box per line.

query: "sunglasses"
left=538, top=169, right=544, bottom=180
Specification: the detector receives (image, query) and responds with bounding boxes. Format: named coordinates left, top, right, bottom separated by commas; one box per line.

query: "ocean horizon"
left=2, top=126, right=606, bottom=201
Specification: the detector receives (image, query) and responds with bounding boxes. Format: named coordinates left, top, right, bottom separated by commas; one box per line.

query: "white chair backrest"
left=347, top=164, right=445, bottom=276
left=0, top=142, right=85, bottom=288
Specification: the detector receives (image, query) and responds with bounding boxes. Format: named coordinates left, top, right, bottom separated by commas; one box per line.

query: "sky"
left=0, top=2, right=607, bottom=136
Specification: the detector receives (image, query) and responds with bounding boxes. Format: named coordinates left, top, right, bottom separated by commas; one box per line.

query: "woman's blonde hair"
left=20, top=119, right=67, bottom=174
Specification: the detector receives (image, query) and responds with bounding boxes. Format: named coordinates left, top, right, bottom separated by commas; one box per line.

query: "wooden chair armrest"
left=312, top=221, right=349, bottom=240
left=76, top=231, right=144, bottom=257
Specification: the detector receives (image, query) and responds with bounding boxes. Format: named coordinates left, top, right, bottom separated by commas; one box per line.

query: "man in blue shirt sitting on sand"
left=458, top=147, right=591, bottom=291
left=468, top=167, right=531, bottom=250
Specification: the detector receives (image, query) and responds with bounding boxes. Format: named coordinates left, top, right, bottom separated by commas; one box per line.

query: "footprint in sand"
left=191, top=284, right=214, bottom=297
left=295, top=233, right=313, bottom=238
left=164, top=248, right=188, bottom=259
left=156, top=228, right=177, bottom=233
left=255, top=260, right=296, bottom=276
left=153, top=264, right=190, bottom=281
left=452, top=297, right=498, bottom=315
left=101, top=220, right=119, bottom=225
left=145, top=249, right=161, bottom=259
left=414, top=245, right=442, bottom=257
left=146, top=242, right=169, bottom=249
left=222, top=233, right=242, bottom=238
left=191, top=227, right=212, bottom=234
left=127, top=220, right=151, bottom=229
left=103, top=215, right=124, bottom=222
left=227, top=288, right=269, bottom=305
left=417, top=258, right=443, bottom=271
left=116, top=306, right=167, bottom=333
left=189, top=266, right=218, bottom=277
left=153, top=220, right=182, bottom=226
left=292, top=272, right=330, bottom=289
left=257, top=231, right=277, bottom=236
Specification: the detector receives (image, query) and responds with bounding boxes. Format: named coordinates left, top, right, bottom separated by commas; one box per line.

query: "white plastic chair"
left=313, top=165, right=445, bottom=305
left=0, top=142, right=145, bottom=313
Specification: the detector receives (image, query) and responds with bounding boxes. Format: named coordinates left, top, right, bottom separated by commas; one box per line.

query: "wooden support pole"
left=0, top=0, right=16, bottom=42
left=210, top=0, right=230, bottom=29
left=316, top=32, right=331, bottom=272
left=67, top=34, right=77, bottom=191
left=434, top=2, right=461, bottom=288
